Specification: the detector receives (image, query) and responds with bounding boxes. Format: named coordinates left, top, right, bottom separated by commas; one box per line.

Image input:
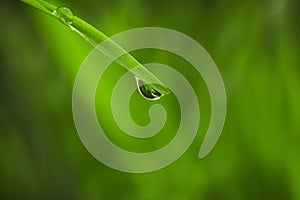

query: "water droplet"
left=52, top=7, right=74, bottom=25
left=136, top=77, right=163, bottom=100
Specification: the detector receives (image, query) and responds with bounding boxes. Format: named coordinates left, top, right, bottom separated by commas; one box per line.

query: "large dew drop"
left=136, top=77, right=163, bottom=100
left=52, top=7, right=74, bottom=25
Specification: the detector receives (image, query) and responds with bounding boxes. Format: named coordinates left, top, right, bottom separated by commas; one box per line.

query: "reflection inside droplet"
left=52, top=6, right=74, bottom=25
left=136, top=77, right=163, bottom=100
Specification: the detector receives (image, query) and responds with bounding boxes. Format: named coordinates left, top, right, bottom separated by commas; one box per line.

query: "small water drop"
left=136, top=77, right=163, bottom=101
left=52, top=7, right=74, bottom=25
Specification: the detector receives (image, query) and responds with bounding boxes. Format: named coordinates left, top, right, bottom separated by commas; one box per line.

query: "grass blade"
left=21, top=0, right=171, bottom=96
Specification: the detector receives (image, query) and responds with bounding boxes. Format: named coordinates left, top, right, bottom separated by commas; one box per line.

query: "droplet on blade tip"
left=135, top=77, right=163, bottom=101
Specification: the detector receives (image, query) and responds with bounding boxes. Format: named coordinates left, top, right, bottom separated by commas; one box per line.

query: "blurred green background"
left=1, top=0, right=300, bottom=199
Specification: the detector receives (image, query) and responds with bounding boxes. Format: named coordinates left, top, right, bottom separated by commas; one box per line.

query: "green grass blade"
left=21, top=0, right=171, bottom=96
left=21, top=0, right=52, bottom=14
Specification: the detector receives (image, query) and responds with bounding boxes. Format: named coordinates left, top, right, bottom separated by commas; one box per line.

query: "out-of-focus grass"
left=0, top=0, right=299, bottom=199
